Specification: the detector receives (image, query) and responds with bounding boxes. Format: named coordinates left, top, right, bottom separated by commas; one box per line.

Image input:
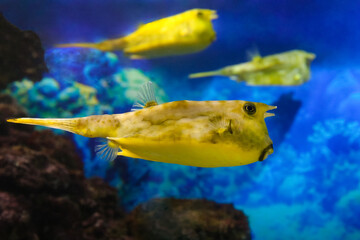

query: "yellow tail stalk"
left=55, top=38, right=127, bottom=52
left=7, top=118, right=79, bottom=134
left=188, top=70, right=221, bottom=79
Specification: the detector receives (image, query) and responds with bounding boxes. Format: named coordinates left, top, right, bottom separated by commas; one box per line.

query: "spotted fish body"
left=189, top=50, right=316, bottom=86
left=56, top=9, right=217, bottom=59
left=7, top=83, right=276, bottom=167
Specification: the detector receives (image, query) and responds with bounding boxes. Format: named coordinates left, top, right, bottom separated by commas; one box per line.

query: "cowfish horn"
left=264, top=105, right=277, bottom=118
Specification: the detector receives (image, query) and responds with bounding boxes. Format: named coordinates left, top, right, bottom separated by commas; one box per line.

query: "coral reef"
left=0, top=14, right=47, bottom=89
left=6, top=78, right=99, bottom=118
left=45, top=49, right=168, bottom=113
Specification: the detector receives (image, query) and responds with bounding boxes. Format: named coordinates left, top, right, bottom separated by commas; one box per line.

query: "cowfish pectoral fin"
left=107, top=137, right=143, bottom=159
left=95, top=138, right=119, bottom=162
left=131, top=81, right=158, bottom=111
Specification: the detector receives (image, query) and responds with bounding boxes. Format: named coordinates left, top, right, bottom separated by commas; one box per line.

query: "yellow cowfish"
left=56, top=9, right=217, bottom=59
left=189, top=50, right=316, bottom=86
left=7, top=82, right=276, bottom=167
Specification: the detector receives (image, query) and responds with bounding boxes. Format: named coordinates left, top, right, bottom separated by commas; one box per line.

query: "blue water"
left=3, top=1, right=360, bottom=239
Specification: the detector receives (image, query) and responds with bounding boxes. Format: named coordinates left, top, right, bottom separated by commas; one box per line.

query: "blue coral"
left=6, top=78, right=99, bottom=118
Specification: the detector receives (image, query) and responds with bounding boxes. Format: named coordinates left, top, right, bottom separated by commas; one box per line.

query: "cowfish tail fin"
left=55, top=42, right=101, bottom=49
left=7, top=118, right=78, bottom=134
left=188, top=70, right=221, bottom=79
left=55, top=37, right=127, bottom=52
left=95, top=138, right=119, bottom=162
left=131, top=81, right=158, bottom=111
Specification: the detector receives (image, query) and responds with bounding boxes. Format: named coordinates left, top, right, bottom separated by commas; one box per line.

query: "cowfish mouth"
left=259, top=144, right=274, bottom=162
left=264, top=105, right=277, bottom=118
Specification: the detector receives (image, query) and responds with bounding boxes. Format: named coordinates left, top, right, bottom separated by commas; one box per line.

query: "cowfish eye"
left=197, top=11, right=204, bottom=17
left=243, top=102, right=256, bottom=115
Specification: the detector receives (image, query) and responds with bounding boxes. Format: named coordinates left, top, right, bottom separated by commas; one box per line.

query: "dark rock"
left=0, top=192, right=35, bottom=240
left=0, top=94, right=127, bottom=240
left=127, top=198, right=251, bottom=240
left=0, top=14, right=48, bottom=89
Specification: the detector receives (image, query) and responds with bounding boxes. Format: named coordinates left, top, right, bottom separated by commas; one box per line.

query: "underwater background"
left=2, top=0, right=360, bottom=239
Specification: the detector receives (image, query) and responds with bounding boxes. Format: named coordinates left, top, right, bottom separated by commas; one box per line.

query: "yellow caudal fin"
left=188, top=70, right=221, bottom=79
left=7, top=118, right=78, bottom=134
left=56, top=42, right=100, bottom=49
left=55, top=38, right=127, bottom=52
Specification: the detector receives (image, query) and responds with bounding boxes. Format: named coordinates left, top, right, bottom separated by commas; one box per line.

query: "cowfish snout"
left=259, top=143, right=274, bottom=162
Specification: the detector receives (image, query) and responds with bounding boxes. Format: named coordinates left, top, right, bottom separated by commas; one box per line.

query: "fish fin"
left=246, top=45, right=261, bottom=61
left=7, top=117, right=78, bottom=134
left=55, top=43, right=99, bottom=49
left=131, top=81, right=158, bottom=111
left=95, top=138, right=119, bottom=162
left=188, top=70, right=221, bottom=79
left=107, top=137, right=143, bottom=159
left=210, top=115, right=236, bottom=135
left=137, top=22, right=145, bottom=29
left=56, top=38, right=127, bottom=52
left=117, top=150, right=143, bottom=159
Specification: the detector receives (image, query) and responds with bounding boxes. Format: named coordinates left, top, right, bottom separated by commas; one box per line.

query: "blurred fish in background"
left=56, top=9, right=218, bottom=59
left=189, top=50, right=315, bottom=86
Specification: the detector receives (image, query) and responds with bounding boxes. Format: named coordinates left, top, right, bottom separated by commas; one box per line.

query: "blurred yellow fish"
left=56, top=9, right=217, bottom=59
left=189, top=50, right=316, bottom=86
left=7, top=82, right=276, bottom=167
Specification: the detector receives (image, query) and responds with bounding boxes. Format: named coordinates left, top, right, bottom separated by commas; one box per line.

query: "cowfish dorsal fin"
left=95, top=138, right=119, bottom=162
left=209, top=114, right=237, bottom=135
left=246, top=46, right=261, bottom=62
left=137, top=22, right=145, bottom=29
left=131, top=81, right=158, bottom=111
